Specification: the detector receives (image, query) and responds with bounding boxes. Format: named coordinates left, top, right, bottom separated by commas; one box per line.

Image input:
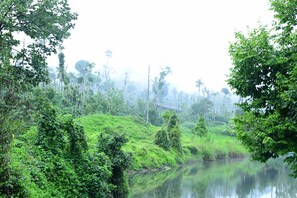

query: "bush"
left=154, top=111, right=183, bottom=154
left=193, top=114, right=208, bottom=137
left=98, top=130, right=132, bottom=197
left=155, top=129, right=170, bottom=150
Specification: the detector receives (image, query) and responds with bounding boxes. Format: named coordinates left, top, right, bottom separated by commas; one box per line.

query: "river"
left=128, top=158, right=297, bottom=198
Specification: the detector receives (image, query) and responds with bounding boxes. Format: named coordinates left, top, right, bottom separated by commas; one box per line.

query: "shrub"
left=193, top=114, right=208, bottom=137
left=154, top=129, right=170, bottom=150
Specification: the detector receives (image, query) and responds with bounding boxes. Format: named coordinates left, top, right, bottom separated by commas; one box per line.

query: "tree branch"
left=0, top=2, right=15, bottom=32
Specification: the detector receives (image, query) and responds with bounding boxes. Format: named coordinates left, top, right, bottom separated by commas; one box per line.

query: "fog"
left=48, top=0, right=274, bottom=93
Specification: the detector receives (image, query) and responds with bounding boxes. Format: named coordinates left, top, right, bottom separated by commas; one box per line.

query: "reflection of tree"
left=257, top=166, right=278, bottom=191
left=153, top=173, right=182, bottom=198
left=236, top=174, right=256, bottom=198
left=128, top=169, right=183, bottom=198
left=191, top=179, right=208, bottom=198
left=129, top=158, right=297, bottom=198
left=189, top=166, right=198, bottom=175
left=258, top=160, right=297, bottom=197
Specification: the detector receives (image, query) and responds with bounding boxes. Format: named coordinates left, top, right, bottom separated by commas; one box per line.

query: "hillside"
left=7, top=113, right=247, bottom=197
left=76, top=114, right=247, bottom=171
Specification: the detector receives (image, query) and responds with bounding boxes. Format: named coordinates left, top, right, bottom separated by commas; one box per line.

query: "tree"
left=193, top=114, right=207, bottom=137
left=195, top=79, right=203, bottom=96
left=97, top=129, right=131, bottom=197
left=227, top=0, right=297, bottom=177
left=221, top=88, right=230, bottom=95
left=191, top=98, right=213, bottom=117
left=74, top=60, right=94, bottom=108
left=155, top=110, right=182, bottom=153
left=57, top=51, right=70, bottom=94
left=154, top=128, right=170, bottom=150
left=152, top=66, right=171, bottom=104
left=0, top=0, right=77, bottom=195
left=36, top=102, right=66, bottom=155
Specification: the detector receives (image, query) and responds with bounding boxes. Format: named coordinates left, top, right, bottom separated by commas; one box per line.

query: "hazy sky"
left=48, top=0, right=274, bottom=93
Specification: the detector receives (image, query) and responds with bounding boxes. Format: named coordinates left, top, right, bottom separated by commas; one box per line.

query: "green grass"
left=7, top=114, right=248, bottom=197
left=76, top=114, right=248, bottom=171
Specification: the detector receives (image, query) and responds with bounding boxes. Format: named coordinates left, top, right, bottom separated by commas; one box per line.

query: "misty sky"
left=48, top=0, right=274, bottom=93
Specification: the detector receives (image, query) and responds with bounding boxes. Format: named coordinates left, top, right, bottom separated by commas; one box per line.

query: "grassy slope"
left=76, top=114, right=247, bottom=171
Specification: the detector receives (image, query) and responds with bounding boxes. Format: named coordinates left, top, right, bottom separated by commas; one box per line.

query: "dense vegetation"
left=8, top=108, right=131, bottom=197
left=78, top=114, right=247, bottom=171
left=5, top=110, right=247, bottom=197
left=228, top=0, right=297, bottom=177
left=0, top=0, right=77, bottom=196
left=1, top=0, right=281, bottom=197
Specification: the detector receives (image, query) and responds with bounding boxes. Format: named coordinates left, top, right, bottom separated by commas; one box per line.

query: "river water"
left=128, top=158, right=297, bottom=198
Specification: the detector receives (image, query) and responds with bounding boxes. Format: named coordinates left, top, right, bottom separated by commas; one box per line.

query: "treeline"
left=46, top=52, right=238, bottom=126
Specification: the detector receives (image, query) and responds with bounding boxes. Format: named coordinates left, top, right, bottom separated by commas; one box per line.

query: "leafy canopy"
left=228, top=0, right=297, bottom=176
left=0, top=0, right=77, bottom=195
left=0, top=0, right=77, bottom=87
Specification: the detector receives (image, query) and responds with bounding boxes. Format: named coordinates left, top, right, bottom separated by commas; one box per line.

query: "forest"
left=0, top=37, right=244, bottom=197
left=1, top=0, right=297, bottom=197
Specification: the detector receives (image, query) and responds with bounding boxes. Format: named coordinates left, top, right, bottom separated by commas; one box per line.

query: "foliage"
left=98, top=129, right=132, bottom=197
left=164, top=111, right=182, bottom=153
left=155, top=129, right=170, bottom=151
left=221, top=88, right=230, bottom=95
left=0, top=0, right=77, bottom=195
left=191, top=98, right=213, bottom=117
left=195, top=79, right=203, bottom=95
left=170, top=126, right=183, bottom=154
left=6, top=103, right=135, bottom=197
left=76, top=114, right=180, bottom=170
left=61, top=115, right=88, bottom=161
left=58, top=52, right=70, bottom=87
left=77, top=153, right=113, bottom=198
left=37, top=104, right=66, bottom=154
left=152, top=67, right=172, bottom=103
left=0, top=0, right=247, bottom=197
left=155, top=111, right=182, bottom=153
left=227, top=0, right=297, bottom=177
left=193, top=114, right=208, bottom=137
left=72, top=114, right=247, bottom=172
left=148, top=103, right=163, bottom=126
left=75, top=60, right=94, bottom=77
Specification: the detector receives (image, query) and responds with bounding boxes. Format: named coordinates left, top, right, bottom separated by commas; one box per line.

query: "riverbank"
left=77, top=114, right=248, bottom=172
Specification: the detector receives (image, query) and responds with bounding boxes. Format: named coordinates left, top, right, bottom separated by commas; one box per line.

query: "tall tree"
left=74, top=60, right=94, bottom=105
left=152, top=66, right=171, bottom=104
left=191, top=98, right=213, bottom=117
left=195, top=79, right=203, bottom=96
left=57, top=50, right=69, bottom=94
left=227, top=0, right=297, bottom=177
left=147, top=65, right=151, bottom=123
left=0, top=0, right=77, bottom=194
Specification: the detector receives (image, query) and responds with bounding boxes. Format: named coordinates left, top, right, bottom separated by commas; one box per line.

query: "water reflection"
left=128, top=158, right=297, bottom=198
